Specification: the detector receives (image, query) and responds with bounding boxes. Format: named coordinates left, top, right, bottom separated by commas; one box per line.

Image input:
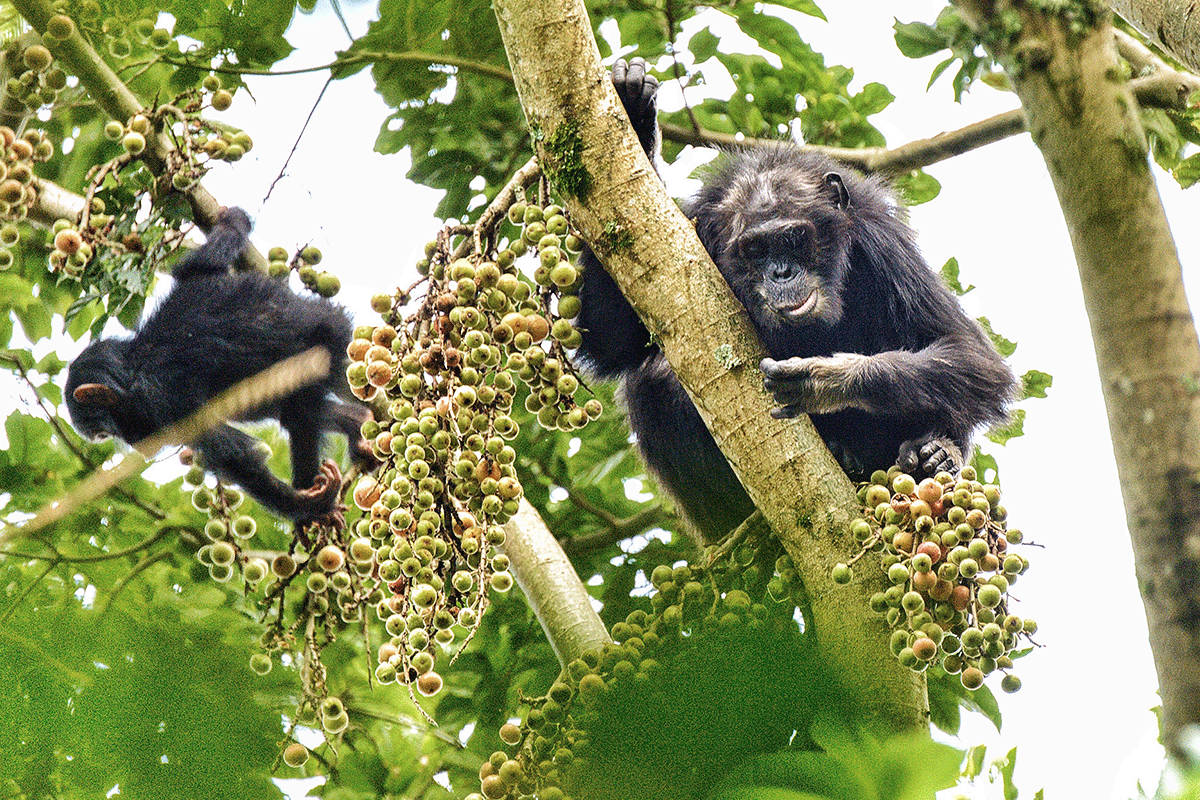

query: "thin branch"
left=329, top=0, right=353, bottom=40
left=0, top=560, right=54, bottom=624
left=451, top=156, right=540, bottom=260
left=100, top=549, right=173, bottom=614
left=0, top=627, right=88, bottom=684
left=263, top=75, right=334, bottom=204
left=161, top=51, right=514, bottom=83
left=556, top=491, right=672, bottom=558
left=662, top=73, right=1194, bottom=174
left=0, top=525, right=174, bottom=564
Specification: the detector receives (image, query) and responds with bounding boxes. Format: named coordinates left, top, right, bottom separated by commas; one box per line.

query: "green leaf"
left=14, top=302, right=52, bottom=343
left=986, top=408, right=1025, bottom=445
left=1175, top=152, right=1200, bottom=189
left=855, top=82, right=894, bottom=115
left=997, top=746, right=1019, bottom=800
left=976, top=317, right=1016, bottom=357
left=927, top=671, right=961, bottom=734
left=5, top=412, right=49, bottom=464
left=893, top=20, right=949, bottom=59
left=970, top=684, right=1003, bottom=731
left=938, top=257, right=974, bottom=296
left=971, top=450, right=1000, bottom=484
left=766, top=0, right=826, bottom=21
left=964, top=744, right=987, bottom=779
left=1020, top=369, right=1053, bottom=399
left=892, top=170, right=941, bottom=205
left=0, top=273, right=36, bottom=310
left=34, top=352, right=67, bottom=376
left=690, top=27, right=721, bottom=63
left=927, top=56, right=956, bottom=90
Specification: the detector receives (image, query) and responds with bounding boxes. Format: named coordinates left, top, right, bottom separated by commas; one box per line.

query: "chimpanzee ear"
left=73, top=383, right=120, bottom=407
left=823, top=172, right=850, bottom=210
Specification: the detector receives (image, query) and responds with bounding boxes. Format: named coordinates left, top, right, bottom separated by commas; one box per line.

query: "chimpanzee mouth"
left=779, top=289, right=818, bottom=321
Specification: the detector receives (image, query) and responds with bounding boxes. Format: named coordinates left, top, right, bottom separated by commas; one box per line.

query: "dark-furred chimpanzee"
left=577, top=59, right=1017, bottom=543
left=65, top=207, right=374, bottom=521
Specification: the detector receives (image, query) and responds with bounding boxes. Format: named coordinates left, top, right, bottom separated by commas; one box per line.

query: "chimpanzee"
left=65, top=207, right=374, bottom=522
left=577, top=58, right=1017, bottom=543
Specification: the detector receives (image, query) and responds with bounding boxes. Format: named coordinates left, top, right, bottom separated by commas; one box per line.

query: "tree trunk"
left=955, top=0, right=1200, bottom=760
left=1112, top=0, right=1200, bottom=77
left=492, top=0, right=927, bottom=731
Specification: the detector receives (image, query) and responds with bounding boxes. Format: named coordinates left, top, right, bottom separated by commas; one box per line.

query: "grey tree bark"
left=956, top=0, right=1200, bottom=760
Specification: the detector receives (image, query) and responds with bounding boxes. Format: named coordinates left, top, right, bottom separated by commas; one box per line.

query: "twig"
left=264, top=76, right=333, bottom=204
left=100, top=548, right=174, bottom=615
left=451, top=156, right=541, bottom=260
left=161, top=51, right=514, bottom=83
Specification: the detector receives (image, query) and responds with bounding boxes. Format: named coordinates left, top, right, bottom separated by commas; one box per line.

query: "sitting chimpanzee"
left=577, top=58, right=1017, bottom=543
left=65, top=208, right=374, bottom=522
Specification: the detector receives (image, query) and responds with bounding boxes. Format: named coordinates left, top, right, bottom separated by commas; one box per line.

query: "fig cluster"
left=185, top=468, right=266, bottom=588
left=192, top=73, right=253, bottom=165
left=332, top=195, right=599, bottom=702
left=58, top=6, right=174, bottom=62
left=265, top=243, right=340, bottom=297
left=60, top=81, right=258, bottom=283
left=3, top=43, right=67, bottom=111
left=833, top=466, right=1034, bottom=694
left=0, top=126, right=60, bottom=271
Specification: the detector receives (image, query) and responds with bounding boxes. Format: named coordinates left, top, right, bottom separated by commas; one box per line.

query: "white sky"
left=173, top=0, right=1199, bottom=797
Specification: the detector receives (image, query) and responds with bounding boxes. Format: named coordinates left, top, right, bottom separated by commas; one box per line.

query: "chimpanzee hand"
left=761, top=354, right=869, bottom=418
left=897, top=436, right=963, bottom=479
left=611, top=57, right=659, bottom=160
left=297, top=459, right=344, bottom=523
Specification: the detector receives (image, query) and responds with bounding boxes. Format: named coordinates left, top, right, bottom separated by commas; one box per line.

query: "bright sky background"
left=118, top=0, right=1200, bottom=797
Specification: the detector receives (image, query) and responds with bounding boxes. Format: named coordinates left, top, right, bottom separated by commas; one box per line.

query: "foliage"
left=0, top=0, right=1067, bottom=797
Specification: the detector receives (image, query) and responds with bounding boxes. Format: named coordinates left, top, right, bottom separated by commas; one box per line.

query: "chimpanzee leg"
left=329, top=399, right=377, bottom=469
left=279, top=385, right=329, bottom=490
left=198, top=424, right=339, bottom=520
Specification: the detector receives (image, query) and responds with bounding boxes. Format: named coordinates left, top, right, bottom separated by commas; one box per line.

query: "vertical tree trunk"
left=956, top=0, right=1200, bottom=759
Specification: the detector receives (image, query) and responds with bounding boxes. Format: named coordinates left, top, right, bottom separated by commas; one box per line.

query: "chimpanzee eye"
left=741, top=239, right=766, bottom=259
left=783, top=227, right=807, bottom=252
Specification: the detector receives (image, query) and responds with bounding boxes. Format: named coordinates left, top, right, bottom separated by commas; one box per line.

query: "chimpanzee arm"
left=577, top=57, right=662, bottom=378
left=197, top=424, right=341, bottom=520
left=761, top=333, right=1014, bottom=434
left=173, top=207, right=254, bottom=281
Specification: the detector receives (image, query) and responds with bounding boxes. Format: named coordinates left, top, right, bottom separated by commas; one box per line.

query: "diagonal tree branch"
left=11, top=0, right=263, bottom=267
left=492, top=0, right=928, bottom=731
left=1112, top=0, right=1200, bottom=78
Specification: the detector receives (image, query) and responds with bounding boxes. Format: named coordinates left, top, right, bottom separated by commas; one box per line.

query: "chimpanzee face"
left=710, top=168, right=853, bottom=333
left=64, top=340, right=127, bottom=442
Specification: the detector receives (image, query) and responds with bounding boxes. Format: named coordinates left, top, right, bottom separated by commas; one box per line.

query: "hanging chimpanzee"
left=577, top=58, right=1017, bottom=543
left=65, top=207, right=374, bottom=521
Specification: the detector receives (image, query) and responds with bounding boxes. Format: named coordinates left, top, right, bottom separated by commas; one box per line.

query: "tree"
left=0, top=0, right=1196, bottom=798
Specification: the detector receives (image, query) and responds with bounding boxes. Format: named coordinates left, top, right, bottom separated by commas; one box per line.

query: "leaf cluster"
left=894, top=8, right=1004, bottom=102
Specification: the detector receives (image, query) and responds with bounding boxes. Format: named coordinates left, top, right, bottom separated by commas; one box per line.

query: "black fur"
left=577, top=59, right=1017, bottom=543
left=65, top=207, right=373, bottom=521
